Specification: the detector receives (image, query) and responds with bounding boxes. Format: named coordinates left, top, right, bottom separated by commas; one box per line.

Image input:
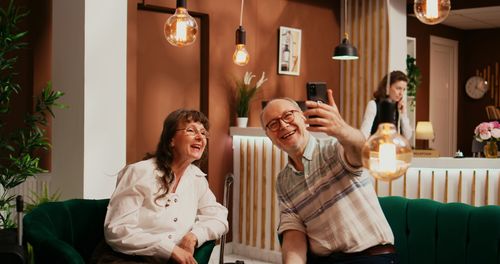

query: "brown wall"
left=407, top=16, right=500, bottom=156
left=127, top=0, right=341, bottom=203
left=459, top=28, right=500, bottom=156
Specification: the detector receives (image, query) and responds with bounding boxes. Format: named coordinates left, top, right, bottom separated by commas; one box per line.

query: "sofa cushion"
left=379, top=196, right=500, bottom=264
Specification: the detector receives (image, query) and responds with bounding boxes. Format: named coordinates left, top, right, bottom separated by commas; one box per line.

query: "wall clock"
left=465, top=76, right=488, bottom=99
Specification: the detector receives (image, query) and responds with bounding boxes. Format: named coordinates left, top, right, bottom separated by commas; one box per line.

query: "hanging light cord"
left=239, top=0, right=245, bottom=26
left=344, top=0, right=348, bottom=38
left=385, top=0, right=391, bottom=96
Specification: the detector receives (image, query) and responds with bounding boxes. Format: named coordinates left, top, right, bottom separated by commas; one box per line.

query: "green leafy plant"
left=25, top=182, right=61, bottom=213
left=234, top=71, right=267, bottom=117
left=406, top=55, right=421, bottom=98
left=0, top=0, right=65, bottom=229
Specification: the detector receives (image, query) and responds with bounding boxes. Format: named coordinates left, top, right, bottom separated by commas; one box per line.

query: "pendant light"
left=414, top=0, right=451, bottom=25
left=362, top=98, right=413, bottom=181
left=164, top=0, right=198, bottom=47
left=233, top=0, right=249, bottom=66
left=332, top=0, right=358, bottom=60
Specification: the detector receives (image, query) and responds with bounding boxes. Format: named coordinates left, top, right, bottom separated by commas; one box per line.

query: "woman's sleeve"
left=190, top=177, right=229, bottom=247
left=104, top=165, right=176, bottom=260
left=360, top=100, right=377, bottom=139
left=400, top=114, right=413, bottom=140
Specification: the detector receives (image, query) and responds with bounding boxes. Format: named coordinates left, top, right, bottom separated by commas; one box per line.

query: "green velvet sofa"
left=23, top=199, right=215, bottom=264
left=379, top=196, right=500, bottom=264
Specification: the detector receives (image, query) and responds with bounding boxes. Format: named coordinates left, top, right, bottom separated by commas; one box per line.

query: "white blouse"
left=104, top=158, right=228, bottom=260
left=360, top=100, right=413, bottom=140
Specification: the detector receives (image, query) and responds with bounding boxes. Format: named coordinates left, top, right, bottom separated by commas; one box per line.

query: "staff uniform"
left=360, top=100, right=412, bottom=140
left=104, top=158, right=228, bottom=261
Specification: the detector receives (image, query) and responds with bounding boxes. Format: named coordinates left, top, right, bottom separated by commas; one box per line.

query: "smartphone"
left=306, top=82, right=327, bottom=126
left=306, top=82, right=328, bottom=103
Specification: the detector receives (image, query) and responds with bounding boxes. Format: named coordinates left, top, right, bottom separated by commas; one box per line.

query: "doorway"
left=429, top=36, right=458, bottom=157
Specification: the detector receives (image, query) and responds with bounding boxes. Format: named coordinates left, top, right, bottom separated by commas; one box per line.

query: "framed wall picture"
left=278, top=26, right=301, bottom=76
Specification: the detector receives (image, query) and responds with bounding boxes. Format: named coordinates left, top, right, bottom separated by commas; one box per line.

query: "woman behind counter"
left=360, top=70, right=413, bottom=140
left=96, top=109, right=228, bottom=264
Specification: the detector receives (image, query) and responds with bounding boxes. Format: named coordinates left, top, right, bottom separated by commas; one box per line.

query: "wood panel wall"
left=341, top=0, right=389, bottom=128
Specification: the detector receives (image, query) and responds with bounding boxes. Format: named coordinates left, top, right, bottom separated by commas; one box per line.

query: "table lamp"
left=414, top=121, right=439, bottom=157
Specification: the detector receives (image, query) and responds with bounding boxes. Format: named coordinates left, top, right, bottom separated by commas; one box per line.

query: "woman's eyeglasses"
left=265, top=110, right=299, bottom=132
left=176, top=127, right=209, bottom=139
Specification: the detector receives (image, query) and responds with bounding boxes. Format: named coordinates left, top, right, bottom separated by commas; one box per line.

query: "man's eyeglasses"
left=176, top=127, right=210, bottom=139
left=265, top=110, right=299, bottom=132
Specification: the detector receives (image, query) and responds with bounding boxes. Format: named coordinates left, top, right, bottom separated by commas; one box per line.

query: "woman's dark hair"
left=151, top=109, right=209, bottom=205
left=373, top=70, right=408, bottom=100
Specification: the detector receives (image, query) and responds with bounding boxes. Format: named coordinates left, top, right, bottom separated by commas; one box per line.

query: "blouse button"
left=174, top=198, right=178, bottom=203
left=168, top=234, right=172, bottom=239
left=173, top=217, right=178, bottom=222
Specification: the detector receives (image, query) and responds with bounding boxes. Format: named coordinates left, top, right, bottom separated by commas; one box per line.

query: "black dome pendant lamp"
left=332, top=0, right=358, bottom=60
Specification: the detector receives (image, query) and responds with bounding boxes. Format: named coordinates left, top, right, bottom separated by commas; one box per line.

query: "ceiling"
left=440, top=6, right=500, bottom=30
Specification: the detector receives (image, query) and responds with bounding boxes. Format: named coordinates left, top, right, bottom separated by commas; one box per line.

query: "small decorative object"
left=454, top=150, right=464, bottom=158
left=278, top=26, right=301, bottom=76
left=234, top=71, right=267, bottom=127
left=474, top=121, right=500, bottom=158
left=236, top=117, right=248, bottom=128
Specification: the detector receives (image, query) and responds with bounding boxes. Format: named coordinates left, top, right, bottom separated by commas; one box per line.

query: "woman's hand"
left=398, top=99, right=406, bottom=114
left=171, top=246, right=197, bottom=264
left=178, top=232, right=198, bottom=255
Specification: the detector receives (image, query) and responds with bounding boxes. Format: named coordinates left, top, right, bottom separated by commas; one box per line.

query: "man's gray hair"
left=259, top=97, right=302, bottom=127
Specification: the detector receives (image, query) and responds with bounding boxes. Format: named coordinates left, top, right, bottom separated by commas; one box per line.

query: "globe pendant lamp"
left=164, top=0, right=198, bottom=47
left=332, top=0, right=358, bottom=60
left=414, top=0, right=451, bottom=25
left=233, top=0, right=249, bottom=66
left=362, top=99, right=413, bottom=181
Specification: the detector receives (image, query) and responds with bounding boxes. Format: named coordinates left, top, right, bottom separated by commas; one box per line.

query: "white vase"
left=236, top=117, right=248, bottom=128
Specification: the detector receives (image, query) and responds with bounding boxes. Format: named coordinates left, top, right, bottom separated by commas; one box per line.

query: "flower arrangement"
left=474, top=121, right=500, bottom=142
left=235, top=71, right=267, bottom=117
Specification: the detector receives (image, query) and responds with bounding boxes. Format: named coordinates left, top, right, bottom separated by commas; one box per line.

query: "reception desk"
left=229, top=127, right=500, bottom=262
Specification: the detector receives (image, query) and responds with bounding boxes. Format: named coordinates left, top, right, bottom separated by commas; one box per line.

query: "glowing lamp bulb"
left=164, top=5, right=198, bottom=47
left=362, top=123, right=413, bottom=181
left=233, top=26, right=249, bottom=66
left=233, top=44, right=249, bottom=66
left=414, top=0, right=451, bottom=25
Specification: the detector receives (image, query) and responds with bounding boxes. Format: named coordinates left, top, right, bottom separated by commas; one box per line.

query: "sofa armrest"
left=194, top=240, right=216, bottom=264
left=29, top=237, right=85, bottom=264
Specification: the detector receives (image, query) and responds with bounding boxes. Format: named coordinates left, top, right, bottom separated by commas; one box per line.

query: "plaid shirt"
left=276, top=136, right=394, bottom=256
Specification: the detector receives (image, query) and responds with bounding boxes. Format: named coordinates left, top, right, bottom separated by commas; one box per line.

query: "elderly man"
left=260, top=90, right=397, bottom=264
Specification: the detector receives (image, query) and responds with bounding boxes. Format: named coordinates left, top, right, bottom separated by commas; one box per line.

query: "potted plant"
left=406, top=55, right=421, bottom=111
left=0, top=0, right=65, bottom=229
left=234, top=71, right=267, bottom=127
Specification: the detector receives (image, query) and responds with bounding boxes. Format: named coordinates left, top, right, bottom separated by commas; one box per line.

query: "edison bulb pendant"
left=164, top=7, right=198, bottom=47
left=414, top=0, right=451, bottom=25
left=362, top=123, right=413, bottom=181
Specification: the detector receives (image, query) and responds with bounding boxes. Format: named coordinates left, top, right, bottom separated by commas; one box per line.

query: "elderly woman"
left=97, top=109, right=228, bottom=264
left=360, top=70, right=413, bottom=140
